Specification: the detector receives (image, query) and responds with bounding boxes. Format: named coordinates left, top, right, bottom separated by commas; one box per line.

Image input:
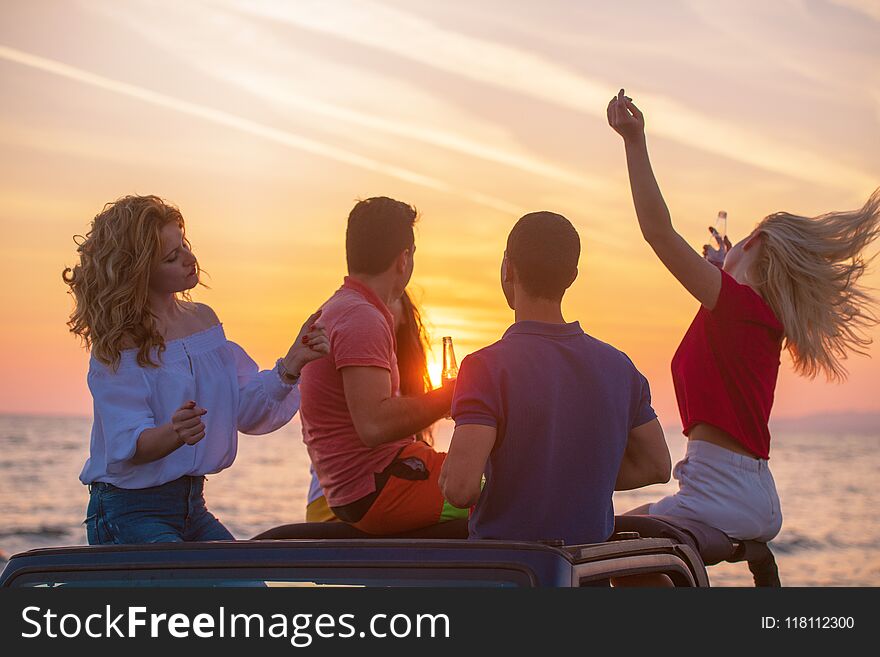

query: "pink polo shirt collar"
left=342, top=276, right=395, bottom=329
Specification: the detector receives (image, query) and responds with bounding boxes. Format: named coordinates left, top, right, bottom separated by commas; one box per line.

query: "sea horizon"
left=2, top=409, right=878, bottom=435
left=1, top=413, right=878, bottom=586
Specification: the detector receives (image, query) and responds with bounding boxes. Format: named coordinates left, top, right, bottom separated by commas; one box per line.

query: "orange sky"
left=1, top=0, right=878, bottom=425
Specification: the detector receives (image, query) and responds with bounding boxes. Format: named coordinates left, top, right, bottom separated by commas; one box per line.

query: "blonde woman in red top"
left=608, top=89, right=880, bottom=541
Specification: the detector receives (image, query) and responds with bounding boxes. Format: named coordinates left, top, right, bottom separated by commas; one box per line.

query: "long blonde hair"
left=751, top=188, right=880, bottom=381
left=62, top=195, right=202, bottom=371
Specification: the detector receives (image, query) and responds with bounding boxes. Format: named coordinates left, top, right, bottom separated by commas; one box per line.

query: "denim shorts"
left=649, top=440, right=783, bottom=542
left=85, top=476, right=235, bottom=545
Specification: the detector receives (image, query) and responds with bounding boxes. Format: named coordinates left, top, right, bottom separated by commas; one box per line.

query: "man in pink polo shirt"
left=298, top=197, right=467, bottom=534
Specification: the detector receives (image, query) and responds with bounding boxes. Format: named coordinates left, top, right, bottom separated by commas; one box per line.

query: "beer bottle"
left=441, top=336, right=459, bottom=384
left=441, top=336, right=458, bottom=420
left=715, top=210, right=728, bottom=239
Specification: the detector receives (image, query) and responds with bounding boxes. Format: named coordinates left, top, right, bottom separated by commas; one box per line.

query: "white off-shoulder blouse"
left=79, top=323, right=300, bottom=489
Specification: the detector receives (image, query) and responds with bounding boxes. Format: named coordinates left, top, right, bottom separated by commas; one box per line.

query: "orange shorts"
left=352, top=441, right=465, bottom=535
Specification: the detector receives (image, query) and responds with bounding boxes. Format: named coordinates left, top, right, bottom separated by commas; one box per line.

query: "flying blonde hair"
left=750, top=188, right=880, bottom=381
left=62, top=195, right=202, bottom=371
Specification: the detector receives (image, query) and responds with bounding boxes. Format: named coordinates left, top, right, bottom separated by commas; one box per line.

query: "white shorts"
left=649, top=440, right=782, bottom=542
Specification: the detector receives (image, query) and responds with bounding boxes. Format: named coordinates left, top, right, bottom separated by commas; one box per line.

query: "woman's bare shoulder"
left=180, top=301, right=220, bottom=333
left=182, top=301, right=221, bottom=329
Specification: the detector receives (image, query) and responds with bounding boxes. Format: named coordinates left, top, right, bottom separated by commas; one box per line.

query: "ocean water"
left=1, top=414, right=878, bottom=587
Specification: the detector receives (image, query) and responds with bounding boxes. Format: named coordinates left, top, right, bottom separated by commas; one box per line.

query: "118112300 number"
left=784, top=617, right=854, bottom=629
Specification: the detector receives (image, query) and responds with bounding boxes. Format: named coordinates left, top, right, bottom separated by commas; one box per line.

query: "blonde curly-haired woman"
left=63, top=195, right=329, bottom=544
left=608, top=89, right=880, bottom=542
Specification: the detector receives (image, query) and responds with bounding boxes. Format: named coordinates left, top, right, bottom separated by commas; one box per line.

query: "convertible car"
left=0, top=515, right=779, bottom=588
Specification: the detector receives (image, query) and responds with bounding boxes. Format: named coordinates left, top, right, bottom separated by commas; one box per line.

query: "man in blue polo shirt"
left=439, top=211, right=671, bottom=545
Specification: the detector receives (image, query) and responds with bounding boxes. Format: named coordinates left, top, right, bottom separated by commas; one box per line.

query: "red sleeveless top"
left=671, top=271, right=783, bottom=459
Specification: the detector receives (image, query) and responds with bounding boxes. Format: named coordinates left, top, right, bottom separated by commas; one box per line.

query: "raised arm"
left=608, top=89, right=722, bottom=309
left=342, top=366, right=453, bottom=448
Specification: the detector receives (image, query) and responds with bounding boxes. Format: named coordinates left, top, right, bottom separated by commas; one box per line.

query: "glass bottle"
left=441, top=336, right=458, bottom=420
left=715, top=210, right=728, bottom=239
left=441, top=336, right=459, bottom=384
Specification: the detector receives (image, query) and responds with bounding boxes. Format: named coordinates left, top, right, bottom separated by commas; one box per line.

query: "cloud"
left=0, top=44, right=523, bottom=215
left=827, top=0, right=880, bottom=21
left=683, top=0, right=867, bottom=91
left=216, top=0, right=877, bottom=192
left=86, top=0, right=607, bottom=194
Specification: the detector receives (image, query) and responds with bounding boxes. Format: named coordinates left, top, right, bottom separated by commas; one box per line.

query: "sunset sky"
left=1, top=0, right=878, bottom=424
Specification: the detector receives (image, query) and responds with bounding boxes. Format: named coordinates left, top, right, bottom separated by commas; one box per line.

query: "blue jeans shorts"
left=85, top=476, right=234, bottom=545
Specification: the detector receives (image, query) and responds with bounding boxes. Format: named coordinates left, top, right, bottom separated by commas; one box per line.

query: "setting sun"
left=427, top=356, right=443, bottom=391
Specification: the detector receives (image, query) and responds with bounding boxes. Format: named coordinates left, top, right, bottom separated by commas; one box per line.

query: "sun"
left=427, top=356, right=443, bottom=390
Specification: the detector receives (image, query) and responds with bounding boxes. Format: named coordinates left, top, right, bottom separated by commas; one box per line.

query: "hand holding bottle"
left=441, top=336, right=459, bottom=419
left=702, top=226, right=733, bottom=268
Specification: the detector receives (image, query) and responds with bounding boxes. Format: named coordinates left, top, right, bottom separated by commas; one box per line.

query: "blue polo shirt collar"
left=502, top=320, right=583, bottom=339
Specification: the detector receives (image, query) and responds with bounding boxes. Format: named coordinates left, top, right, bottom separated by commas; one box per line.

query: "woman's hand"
left=702, top=227, right=733, bottom=268
left=172, top=400, right=207, bottom=446
left=132, top=402, right=206, bottom=463
left=281, top=309, right=330, bottom=378
left=607, top=88, right=645, bottom=143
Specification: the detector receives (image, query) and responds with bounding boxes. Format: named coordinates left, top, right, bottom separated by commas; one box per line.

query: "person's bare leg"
left=623, top=503, right=652, bottom=516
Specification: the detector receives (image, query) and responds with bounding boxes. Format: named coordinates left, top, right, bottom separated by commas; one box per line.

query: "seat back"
left=252, top=519, right=469, bottom=540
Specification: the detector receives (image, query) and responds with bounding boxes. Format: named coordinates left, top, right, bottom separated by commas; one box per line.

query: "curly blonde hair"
left=62, top=195, right=203, bottom=371
left=750, top=188, right=880, bottom=381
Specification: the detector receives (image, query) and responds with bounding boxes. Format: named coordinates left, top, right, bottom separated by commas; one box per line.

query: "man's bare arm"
left=615, top=418, right=671, bottom=491
left=439, top=424, right=496, bottom=508
left=342, top=366, right=453, bottom=448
